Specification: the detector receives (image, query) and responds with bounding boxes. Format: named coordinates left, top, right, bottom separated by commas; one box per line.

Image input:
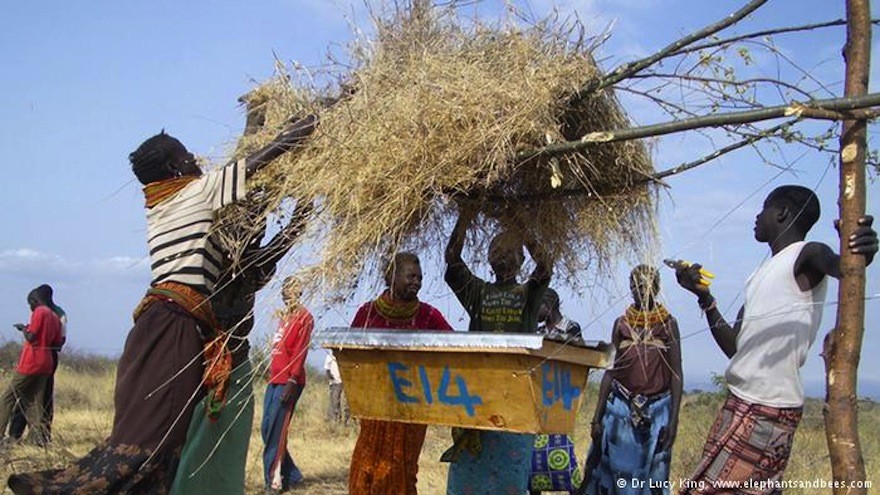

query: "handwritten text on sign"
left=387, top=362, right=484, bottom=416
left=541, top=362, right=581, bottom=410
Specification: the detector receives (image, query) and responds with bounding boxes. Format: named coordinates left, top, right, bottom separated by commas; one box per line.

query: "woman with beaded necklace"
left=348, top=252, right=453, bottom=495
left=583, top=265, right=682, bottom=495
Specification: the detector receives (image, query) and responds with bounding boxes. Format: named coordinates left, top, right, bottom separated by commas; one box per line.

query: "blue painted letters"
left=388, top=362, right=419, bottom=403
left=387, top=362, right=483, bottom=416
left=541, top=362, right=581, bottom=410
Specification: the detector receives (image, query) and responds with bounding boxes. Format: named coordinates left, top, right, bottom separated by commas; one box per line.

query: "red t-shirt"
left=351, top=301, right=454, bottom=331
left=18, top=305, right=63, bottom=375
left=268, top=307, right=314, bottom=385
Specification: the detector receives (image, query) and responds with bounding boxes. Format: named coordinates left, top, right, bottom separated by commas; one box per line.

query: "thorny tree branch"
left=521, top=92, right=880, bottom=161
left=571, top=0, right=768, bottom=102
left=478, top=120, right=798, bottom=203
left=652, top=120, right=796, bottom=179
left=671, top=18, right=880, bottom=56
left=628, top=73, right=816, bottom=101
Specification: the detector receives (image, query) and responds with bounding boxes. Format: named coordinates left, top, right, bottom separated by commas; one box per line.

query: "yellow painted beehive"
left=319, top=330, right=612, bottom=434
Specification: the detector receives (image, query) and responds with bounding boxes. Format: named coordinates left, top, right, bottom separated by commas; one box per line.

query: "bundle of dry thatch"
left=221, top=2, right=657, bottom=298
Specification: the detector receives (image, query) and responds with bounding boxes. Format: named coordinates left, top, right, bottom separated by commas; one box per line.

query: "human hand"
left=658, top=422, right=677, bottom=452
left=670, top=260, right=713, bottom=299
left=455, top=200, right=479, bottom=221
left=280, top=381, right=304, bottom=406
left=279, top=114, right=319, bottom=147
left=836, top=216, right=878, bottom=264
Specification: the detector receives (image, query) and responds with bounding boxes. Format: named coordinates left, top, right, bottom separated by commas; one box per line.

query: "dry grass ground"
left=0, top=365, right=877, bottom=494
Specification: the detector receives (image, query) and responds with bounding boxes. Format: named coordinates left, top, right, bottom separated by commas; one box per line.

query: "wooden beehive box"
left=317, top=329, right=612, bottom=434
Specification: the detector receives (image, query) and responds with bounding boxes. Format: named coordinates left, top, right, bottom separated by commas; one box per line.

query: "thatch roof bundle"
left=228, top=3, right=658, bottom=297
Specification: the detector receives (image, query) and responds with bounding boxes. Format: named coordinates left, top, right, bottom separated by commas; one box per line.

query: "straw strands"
left=224, top=2, right=658, bottom=297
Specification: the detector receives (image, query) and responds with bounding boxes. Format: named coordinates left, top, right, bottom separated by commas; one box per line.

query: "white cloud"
left=0, top=248, right=149, bottom=282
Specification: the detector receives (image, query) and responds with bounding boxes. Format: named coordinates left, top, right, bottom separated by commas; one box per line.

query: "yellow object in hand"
left=663, top=259, right=714, bottom=286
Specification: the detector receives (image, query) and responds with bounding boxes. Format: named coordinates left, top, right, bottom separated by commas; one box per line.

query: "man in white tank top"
left=671, top=185, right=877, bottom=495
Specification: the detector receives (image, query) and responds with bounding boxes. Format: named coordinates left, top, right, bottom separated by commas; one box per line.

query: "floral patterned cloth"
left=529, top=434, right=582, bottom=493
left=446, top=430, right=535, bottom=495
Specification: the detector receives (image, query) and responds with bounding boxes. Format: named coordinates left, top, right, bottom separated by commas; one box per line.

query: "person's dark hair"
left=630, top=264, right=660, bottom=294
left=383, top=252, right=420, bottom=286
left=129, top=131, right=187, bottom=185
left=766, top=185, right=821, bottom=233
left=34, top=284, right=54, bottom=304
left=28, top=287, right=49, bottom=306
left=542, top=287, right=560, bottom=311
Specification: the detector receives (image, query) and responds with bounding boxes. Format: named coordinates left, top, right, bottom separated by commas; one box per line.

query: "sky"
left=1, top=0, right=878, bottom=397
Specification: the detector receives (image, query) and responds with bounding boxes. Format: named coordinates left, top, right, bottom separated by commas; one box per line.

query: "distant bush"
left=0, top=340, right=115, bottom=375
left=0, top=341, right=21, bottom=370
left=58, top=347, right=116, bottom=374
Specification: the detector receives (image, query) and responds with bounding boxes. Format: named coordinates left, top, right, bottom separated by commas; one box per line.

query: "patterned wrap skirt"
left=349, top=419, right=428, bottom=495
left=680, top=393, right=802, bottom=495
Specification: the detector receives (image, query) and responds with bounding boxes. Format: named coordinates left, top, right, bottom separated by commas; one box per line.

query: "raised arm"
left=674, top=263, right=742, bottom=358
left=244, top=114, right=319, bottom=178
left=444, top=205, right=481, bottom=308
left=795, top=215, right=877, bottom=290
left=524, top=235, right=552, bottom=284
left=445, top=204, right=477, bottom=267
left=254, top=203, right=313, bottom=270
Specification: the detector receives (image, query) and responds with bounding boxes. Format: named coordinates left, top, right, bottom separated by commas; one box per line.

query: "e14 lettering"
left=387, top=362, right=483, bottom=416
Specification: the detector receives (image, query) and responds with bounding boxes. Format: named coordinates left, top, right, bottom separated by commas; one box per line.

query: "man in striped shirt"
left=8, top=115, right=318, bottom=495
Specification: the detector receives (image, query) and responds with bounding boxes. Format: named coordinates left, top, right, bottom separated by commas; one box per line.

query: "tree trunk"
left=823, top=1, right=871, bottom=494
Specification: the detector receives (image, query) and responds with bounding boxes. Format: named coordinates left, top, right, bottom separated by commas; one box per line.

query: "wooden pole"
left=823, top=1, right=871, bottom=493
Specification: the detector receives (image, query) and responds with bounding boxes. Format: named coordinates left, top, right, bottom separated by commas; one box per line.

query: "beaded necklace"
left=373, top=290, right=419, bottom=324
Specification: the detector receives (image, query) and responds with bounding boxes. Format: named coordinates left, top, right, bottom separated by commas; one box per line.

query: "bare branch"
left=653, top=120, right=796, bottom=179
left=470, top=121, right=799, bottom=204
left=672, top=18, right=880, bottom=57
left=629, top=73, right=816, bottom=101
left=571, top=0, right=768, bottom=102
left=795, top=107, right=880, bottom=120
left=521, top=92, right=880, bottom=161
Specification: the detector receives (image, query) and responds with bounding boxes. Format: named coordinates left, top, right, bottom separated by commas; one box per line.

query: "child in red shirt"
left=261, top=278, right=314, bottom=493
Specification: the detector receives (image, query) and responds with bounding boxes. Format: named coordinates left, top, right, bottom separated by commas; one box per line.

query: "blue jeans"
left=261, top=383, right=303, bottom=490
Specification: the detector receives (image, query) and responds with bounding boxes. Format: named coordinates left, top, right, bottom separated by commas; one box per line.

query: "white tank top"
left=725, top=241, right=827, bottom=408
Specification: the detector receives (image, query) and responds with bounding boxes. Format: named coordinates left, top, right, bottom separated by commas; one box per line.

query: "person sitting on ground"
left=348, top=252, right=454, bottom=495
left=261, top=277, right=314, bottom=494
left=443, top=204, right=552, bottom=495
left=584, top=264, right=682, bottom=495
left=529, top=288, right=584, bottom=495
left=8, top=114, right=318, bottom=495
left=672, top=185, right=877, bottom=495
left=0, top=287, right=63, bottom=446
left=8, top=284, right=66, bottom=444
